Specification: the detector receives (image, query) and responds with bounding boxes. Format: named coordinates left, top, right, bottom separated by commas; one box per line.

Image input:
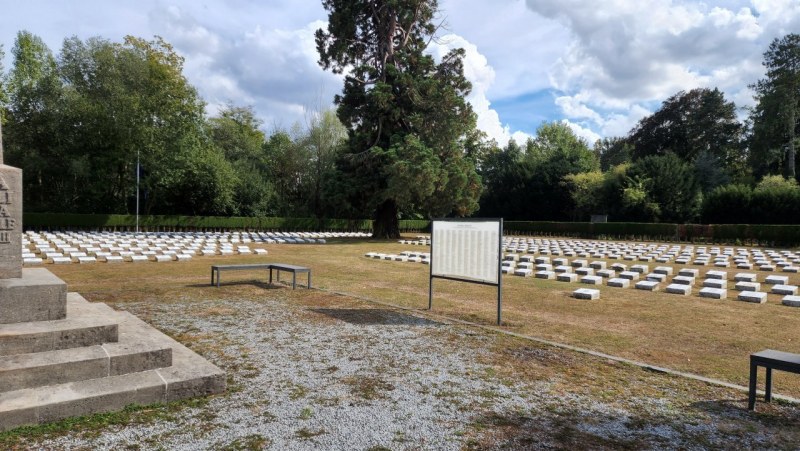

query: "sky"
left=1, top=0, right=799, bottom=146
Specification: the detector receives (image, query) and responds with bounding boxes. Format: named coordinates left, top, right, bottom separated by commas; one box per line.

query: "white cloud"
left=524, top=0, right=800, bottom=138
left=2, top=0, right=800, bottom=146
left=428, top=33, right=524, bottom=145
left=562, top=120, right=601, bottom=145
left=148, top=6, right=342, bottom=129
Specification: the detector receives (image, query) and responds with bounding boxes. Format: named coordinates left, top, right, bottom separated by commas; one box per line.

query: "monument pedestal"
left=0, top=273, right=226, bottom=432
left=0, top=162, right=225, bottom=432
left=0, top=268, right=67, bottom=324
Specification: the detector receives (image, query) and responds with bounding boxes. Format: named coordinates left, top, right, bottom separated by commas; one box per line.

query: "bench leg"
left=269, top=268, right=273, bottom=286
left=748, top=361, right=757, bottom=410
left=307, top=272, right=311, bottom=289
left=292, top=272, right=296, bottom=289
left=211, top=268, right=214, bottom=286
left=765, top=367, right=773, bottom=403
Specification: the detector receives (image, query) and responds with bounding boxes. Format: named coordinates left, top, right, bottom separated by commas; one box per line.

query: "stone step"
left=0, top=310, right=172, bottom=392
left=0, top=293, right=118, bottom=356
left=0, top=309, right=225, bottom=432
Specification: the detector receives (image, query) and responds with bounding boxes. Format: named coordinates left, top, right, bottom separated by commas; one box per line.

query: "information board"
left=431, top=220, right=501, bottom=284
left=429, top=218, right=503, bottom=325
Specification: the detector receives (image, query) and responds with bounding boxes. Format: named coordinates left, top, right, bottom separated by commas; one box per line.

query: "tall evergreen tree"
left=316, top=0, right=481, bottom=238
left=749, top=34, right=800, bottom=179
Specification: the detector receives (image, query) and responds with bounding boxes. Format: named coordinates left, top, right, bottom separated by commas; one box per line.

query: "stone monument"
left=0, top=133, right=225, bottom=431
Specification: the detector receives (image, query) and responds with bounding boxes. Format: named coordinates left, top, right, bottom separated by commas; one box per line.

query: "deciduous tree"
left=628, top=88, right=742, bottom=168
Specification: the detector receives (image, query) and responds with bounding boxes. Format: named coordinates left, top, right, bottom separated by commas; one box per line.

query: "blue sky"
left=1, top=0, right=799, bottom=145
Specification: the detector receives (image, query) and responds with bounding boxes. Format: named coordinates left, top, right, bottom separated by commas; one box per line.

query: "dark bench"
left=748, top=349, right=800, bottom=410
left=268, top=263, right=311, bottom=289
left=210, top=263, right=311, bottom=289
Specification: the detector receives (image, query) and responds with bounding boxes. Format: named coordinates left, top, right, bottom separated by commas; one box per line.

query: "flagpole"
left=136, top=149, right=140, bottom=233
left=0, top=111, right=4, bottom=165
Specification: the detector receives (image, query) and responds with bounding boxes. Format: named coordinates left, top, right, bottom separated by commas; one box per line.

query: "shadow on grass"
left=466, top=410, right=646, bottom=450
left=186, top=281, right=285, bottom=290
left=310, top=308, right=443, bottom=326
left=690, top=398, right=800, bottom=427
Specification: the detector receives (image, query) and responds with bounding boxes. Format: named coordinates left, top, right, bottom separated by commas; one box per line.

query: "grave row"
left=367, top=248, right=800, bottom=307
left=20, top=230, right=370, bottom=265
left=365, top=251, right=431, bottom=263
left=399, top=235, right=800, bottom=274
left=398, top=236, right=431, bottom=246
left=501, top=237, right=800, bottom=274
left=509, top=261, right=800, bottom=307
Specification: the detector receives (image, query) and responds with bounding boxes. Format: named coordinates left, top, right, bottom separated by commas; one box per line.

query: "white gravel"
left=25, top=293, right=798, bottom=450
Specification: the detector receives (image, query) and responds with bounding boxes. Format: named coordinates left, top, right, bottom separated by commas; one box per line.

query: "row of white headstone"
left=367, top=247, right=800, bottom=307
left=508, top=260, right=800, bottom=306
left=20, top=230, right=370, bottom=265
left=500, top=238, right=800, bottom=273
left=365, top=250, right=430, bottom=263
left=398, top=235, right=800, bottom=271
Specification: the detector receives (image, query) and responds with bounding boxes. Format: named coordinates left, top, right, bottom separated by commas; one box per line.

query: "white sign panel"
left=431, top=220, right=501, bottom=284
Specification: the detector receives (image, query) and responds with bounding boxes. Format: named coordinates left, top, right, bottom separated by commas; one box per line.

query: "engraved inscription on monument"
left=0, top=176, right=13, bottom=243
left=0, top=165, right=22, bottom=279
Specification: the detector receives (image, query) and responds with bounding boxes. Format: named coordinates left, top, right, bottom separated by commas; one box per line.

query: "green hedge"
left=21, top=214, right=800, bottom=245
left=503, top=221, right=800, bottom=246
left=23, top=213, right=372, bottom=232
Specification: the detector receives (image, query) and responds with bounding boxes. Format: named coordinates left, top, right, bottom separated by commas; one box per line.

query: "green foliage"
left=4, top=33, right=211, bottom=214
left=749, top=33, right=800, bottom=179
left=701, top=184, right=753, bottom=224
left=754, top=174, right=800, bottom=193
left=702, top=177, right=800, bottom=225
left=23, top=213, right=373, bottom=231
left=479, top=122, right=596, bottom=220
left=594, top=137, right=632, bottom=172
left=264, top=130, right=310, bottom=216
left=207, top=104, right=275, bottom=216
left=562, top=171, right=605, bottom=221
left=301, top=109, right=347, bottom=219
left=751, top=176, right=800, bottom=224
left=316, top=0, right=482, bottom=238
left=628, top=88, right=742, bottom=168
left=625, top=153, right=701, bottom=223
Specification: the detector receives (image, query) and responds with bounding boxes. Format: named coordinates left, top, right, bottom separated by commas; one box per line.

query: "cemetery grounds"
left=3, top=234, right=800, bottom=449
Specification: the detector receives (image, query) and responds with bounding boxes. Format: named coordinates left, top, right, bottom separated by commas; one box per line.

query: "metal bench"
left=268, top=263, right=311, bottom=289
left=210, top=263, right=311, bottom=289
left=210, top=264, right=273, bottom=287
left=748, top=349, right=800, bottom=410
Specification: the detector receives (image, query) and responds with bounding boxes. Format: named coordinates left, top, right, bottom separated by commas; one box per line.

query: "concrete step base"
left=0, top=308, right=172, bottom=391
left=0, top=293, right=119, bottom=356
left=0, top=297, right=225, bottom=432
left=0, top=353, right=224, bottom=432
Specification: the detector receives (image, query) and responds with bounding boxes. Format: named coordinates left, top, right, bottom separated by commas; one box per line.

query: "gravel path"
left=25, top=291, right=800, bottom=450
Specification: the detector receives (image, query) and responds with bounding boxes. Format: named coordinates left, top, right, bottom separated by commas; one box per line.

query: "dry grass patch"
left=46, top=236, right=800, bottom=398
left=342, top=375, right=396, bottom=401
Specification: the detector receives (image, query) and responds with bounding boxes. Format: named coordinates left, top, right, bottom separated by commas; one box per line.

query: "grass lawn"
left=2, top=235, right=799, bottom=448
left=47, top=235, right=800, bottom=399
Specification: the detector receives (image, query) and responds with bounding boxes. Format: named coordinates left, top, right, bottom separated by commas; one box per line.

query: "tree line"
left=0, top=32, right=347, bottom=220
left=1, top=18, right=799, bottom=237
left=479, top=34, right=800, bottom=226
